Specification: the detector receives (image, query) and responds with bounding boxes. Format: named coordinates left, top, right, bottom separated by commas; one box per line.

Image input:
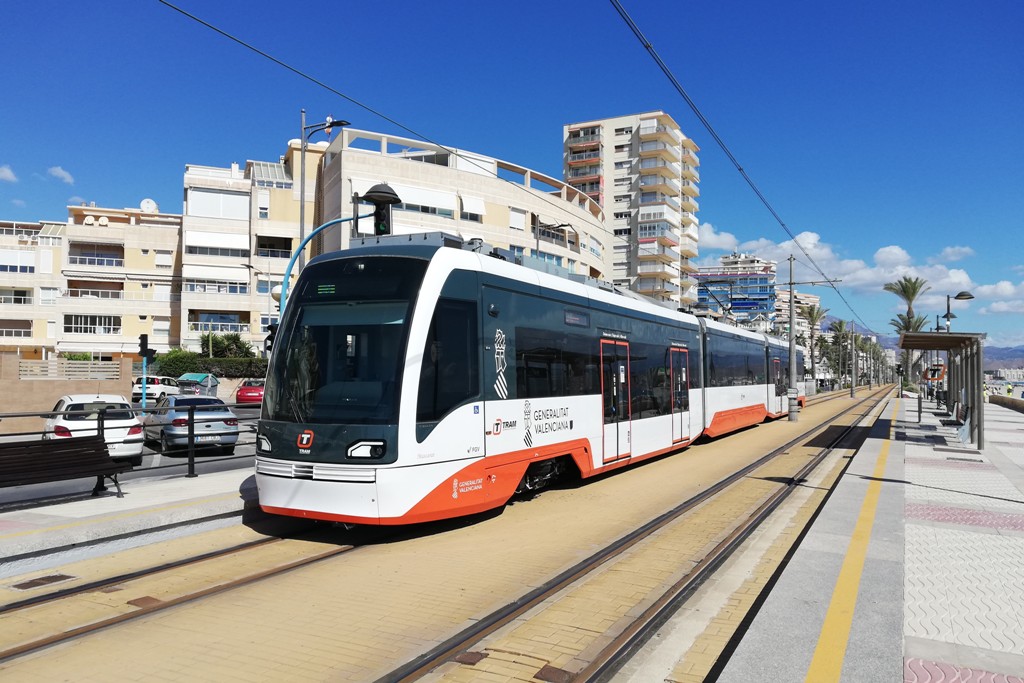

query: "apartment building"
left=774, top=288, right=821, bottom=341
left=563, top=111, right=700, bottom=307
left=0, top=207, right=181, bottom=360
left=316, top=129, right=609, bottom=278
left=4, top=127, right=612, bottom=362
left=694, top=252, right=778, bottom=332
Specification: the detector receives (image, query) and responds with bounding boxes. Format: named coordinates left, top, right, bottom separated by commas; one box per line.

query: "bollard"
left=918, top=392, right=923, bottom=423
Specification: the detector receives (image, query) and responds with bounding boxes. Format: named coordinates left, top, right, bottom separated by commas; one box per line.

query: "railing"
left=255, top=248, right=291, bottom=259
left=68, top=255, right=124, bottom=267
left=566, top=132, right=602, bottom=145
left=0, top=328, right=31, bottom=337
left=20, top=359, right=121, bottom=380
left=63, top=326, right=123, bottom=335
left=0, top=295, right=32, bottom=304
left=567, top=150, right=601, bottom=163
left=187, top=322, right=251, bottom=333
left=64, top=289, right=181, bottom=302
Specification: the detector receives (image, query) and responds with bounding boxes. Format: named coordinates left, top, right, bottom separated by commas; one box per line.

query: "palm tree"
left=889, top=312, right=930, bottom=379
left=828, top=320, right=849, bottom=386
left=802, top=304, right=829, bottom=388
left=883, top=276, right=930, bottom=320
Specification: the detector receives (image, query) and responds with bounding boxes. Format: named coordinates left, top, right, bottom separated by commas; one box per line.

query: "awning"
left=351, top=179, right=457, bottom=211
left=184, top=230, right=250, bottom=250
left=460, top=195, right=487, bottom=215
left=182, top=264, right=249, bottom=282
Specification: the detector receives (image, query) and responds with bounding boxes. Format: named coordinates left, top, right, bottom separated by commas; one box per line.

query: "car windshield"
left=243, top=380, right=264, bottom=387
left=65, top=402, right=135, bottom=421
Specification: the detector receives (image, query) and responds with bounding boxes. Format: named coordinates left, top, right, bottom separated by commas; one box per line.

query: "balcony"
left=638, top=261, right=680, bottom=280
left=566, top=132, right=602, bottom=149
left=680, top=148, right=700, bottom=165
left=638, top=123, right=681, bottom=145
left=639, top=175, right=681, bottom=195
left=680, top=164, right=700, bottom=182
left=68, top=255, right=124, bottom=268
left=187, top=321, right=251, bottom=334
left=640, top=158, right=681, bottom=178
left=0, top=291, right=32, bottom=305
left=567, top=150, right=602, bottom=165
left=679, top=195, right=699, bottom=212
left=635, top=278, right=680, bottom=296
left=678, top=234, right=698, bottom=259
left=679, top=180, right=700, bottom=197
left=679, top=211, right=698, bottom=226
left=639, top=141, right=681, bottom=162
left=637, top=224, right=679, bottom=246
left=638, top=242, right=680, bottom=263
left=640, top=192, right=680, bottom=212
left=255, top=247, right=291, bottom=259
left=568, top=166, right=602, bottom=184
left=638, top=207, right=680, bottom=227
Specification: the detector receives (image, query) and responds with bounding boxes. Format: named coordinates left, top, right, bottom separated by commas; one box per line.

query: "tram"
left=256, top=233, right=805, bottom=525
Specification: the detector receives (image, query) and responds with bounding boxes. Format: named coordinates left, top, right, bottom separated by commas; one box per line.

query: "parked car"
left=141, top=395, right=239, bottom=455
left=177, top=373, right=220, bottom=397
left=131, top=375, right=181, bottom=403
left=43, top=394, right=144, bottom=466
left=235, top=378, right=265, bottom=404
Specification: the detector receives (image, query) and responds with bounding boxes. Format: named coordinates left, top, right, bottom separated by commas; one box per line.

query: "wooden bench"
left=0, top=435, right=132, bottom=497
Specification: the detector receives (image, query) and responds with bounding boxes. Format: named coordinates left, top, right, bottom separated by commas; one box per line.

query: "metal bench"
left=0, top=435, right=131, bottom=497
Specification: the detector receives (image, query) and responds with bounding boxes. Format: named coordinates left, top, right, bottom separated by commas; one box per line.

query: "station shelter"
left=898, top=331, right=986, bottom=448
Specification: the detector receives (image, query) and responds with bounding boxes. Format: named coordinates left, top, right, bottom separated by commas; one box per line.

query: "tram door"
left=601, top=339, right=631, bottom=463
left=670, top=347, right=691, bottom=443
left=771, top=357, right=785, bottom=414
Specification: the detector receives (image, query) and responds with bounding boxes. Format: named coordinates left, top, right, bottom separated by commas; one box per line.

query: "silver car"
left=141, top=395, right=239, bottom=455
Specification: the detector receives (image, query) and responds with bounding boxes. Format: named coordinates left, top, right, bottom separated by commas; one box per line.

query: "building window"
left=459, top=211, right=482, bottom=222
left=614, top=144, right=631, bottom=153
left=613, top=212, right=631, bottom=220
left=393, top=203, right=454, bottom=219
left=614, top=194, right=631, bottom=203
left=615, top=127, right=633, bottom=135
left=185, top=245, right=250, bottom=258
left=614, top=177, right=632, bottom=187
left=63, top=315, right=122, bottom=335
left=183, top=279, right=249, bottom=295
left=614, top=161, right=632, bottom=170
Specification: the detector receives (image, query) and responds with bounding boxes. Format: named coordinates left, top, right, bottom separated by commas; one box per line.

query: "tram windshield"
left=263, top=256, right=428, bottom=424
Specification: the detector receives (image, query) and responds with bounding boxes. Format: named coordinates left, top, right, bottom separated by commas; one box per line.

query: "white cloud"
left=974, top=280, right=1024, bottom=299
left=697, top=222, right=738, bottom=251
left=874, top=245, right=912, bottom=269
left=11, top=199, right=25, bottom=207
left=928, top=246, right=975, bottom=264
left=0, top=165, right=16, bottom=183
left=47, top=166, right=74, bottom=185
left=67, top=195, right=84, bottom=205
left=980, top=301, right=1024, bottom=314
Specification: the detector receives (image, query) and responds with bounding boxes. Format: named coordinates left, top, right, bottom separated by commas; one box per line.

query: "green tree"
left=883, top=276, right=930, bottom=320
left=220, top=332, right=255, bottom=358
left=801, top=304, right=830, bottom=388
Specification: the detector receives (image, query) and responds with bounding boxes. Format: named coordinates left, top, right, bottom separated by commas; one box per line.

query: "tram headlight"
left=257, top=434, right=272, bottom=453
left=348, top=440, right=386, bottom=459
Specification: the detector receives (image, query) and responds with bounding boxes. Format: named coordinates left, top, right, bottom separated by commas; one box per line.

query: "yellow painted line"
left=804, top=398, right=898, bottom=682
left=0, top=492, right=243, bottom=540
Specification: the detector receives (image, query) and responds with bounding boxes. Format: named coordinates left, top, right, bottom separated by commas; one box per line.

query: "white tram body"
left=256, top=235, right=805, bottom=525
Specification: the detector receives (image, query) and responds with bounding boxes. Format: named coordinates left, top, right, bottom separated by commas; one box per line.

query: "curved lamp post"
left=943, top=290, right=974, bottom=331
left=299, top=111, right=350, bottom=270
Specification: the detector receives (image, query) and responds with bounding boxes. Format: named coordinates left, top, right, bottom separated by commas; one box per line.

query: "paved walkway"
left=720, top=396, right=1024, bottom=682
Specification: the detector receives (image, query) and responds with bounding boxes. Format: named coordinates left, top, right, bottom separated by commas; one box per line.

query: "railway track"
left=383, top=384, right=894, bottom=682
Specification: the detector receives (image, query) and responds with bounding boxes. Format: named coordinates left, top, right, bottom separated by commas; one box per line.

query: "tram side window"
left=515, top=328, right=597, bottom=398
left=630, top=342, right=671, bottom=417
left=417, top=299, right=479, bottom=423
left=707, top=333, right=767, bottom=387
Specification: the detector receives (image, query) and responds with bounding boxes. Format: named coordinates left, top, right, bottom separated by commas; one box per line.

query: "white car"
left=43, top=394, right=144, bottom=466
left=132, top=376, right=181, bottom=403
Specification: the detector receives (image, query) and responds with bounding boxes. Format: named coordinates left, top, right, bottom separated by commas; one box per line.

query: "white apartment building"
left=774, top=288, right=822, bottom=342
left=563, top=111, right=700, bottom=307
left=316, top=129, right=609, bottom=278
left=3, top=128, right=612, bottom=362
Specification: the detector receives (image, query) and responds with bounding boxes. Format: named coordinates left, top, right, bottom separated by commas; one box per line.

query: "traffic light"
left=896, top=363, right=903, bottom=376
left=373, top=203, right=392, bottom=236
left=265, top=323, right=278, bottom=353
left=139, top=333, right=149, bottom=357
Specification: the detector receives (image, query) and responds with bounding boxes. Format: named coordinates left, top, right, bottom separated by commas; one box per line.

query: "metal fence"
left=19, top=360, right=122, bottom=380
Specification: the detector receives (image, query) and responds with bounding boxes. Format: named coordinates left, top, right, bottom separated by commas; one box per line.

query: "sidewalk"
left=719, top=396, right=1024, bottom=682
left=0, top=467, right=258, bottom=566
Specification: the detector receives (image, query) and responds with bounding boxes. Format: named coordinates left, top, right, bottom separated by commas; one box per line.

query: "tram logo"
left=493, top=329, right=508, bottom=399
left=492, top=418, right=517, bottom=435
left=296, top=429, right=315, bottom=453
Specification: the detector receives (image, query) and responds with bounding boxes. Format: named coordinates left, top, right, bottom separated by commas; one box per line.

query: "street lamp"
left=299, top=110, right=350, bottom=270
left=944, top=290, right=974, bottom=331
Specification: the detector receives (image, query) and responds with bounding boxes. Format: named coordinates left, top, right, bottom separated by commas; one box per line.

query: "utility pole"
left=787, top=256, right=798, bottom=421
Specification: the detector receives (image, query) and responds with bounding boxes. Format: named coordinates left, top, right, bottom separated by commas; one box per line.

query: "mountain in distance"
left=817, top=316, right=1024, bottom=371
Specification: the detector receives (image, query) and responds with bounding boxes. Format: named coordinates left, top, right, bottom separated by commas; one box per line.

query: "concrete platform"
left=718, top=397, right=1024, bottom=682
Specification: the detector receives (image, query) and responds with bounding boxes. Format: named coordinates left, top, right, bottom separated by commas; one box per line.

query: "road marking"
left=804, top=399, right=897, bottom=682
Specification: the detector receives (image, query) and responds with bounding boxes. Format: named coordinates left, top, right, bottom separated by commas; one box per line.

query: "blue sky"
left=2, top=1, right=1022, bottom=346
